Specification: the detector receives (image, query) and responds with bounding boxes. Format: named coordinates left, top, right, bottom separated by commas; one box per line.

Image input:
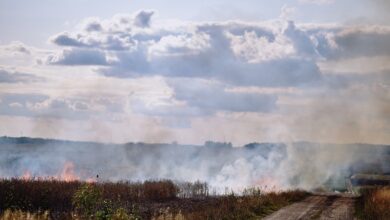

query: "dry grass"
left=0, top=179, right=309, bottom=220
left=180, top=190, right=308, bottom=220
left=356, top=187, right=390, bottom=220
left=0, top=210, right=49, bottom=220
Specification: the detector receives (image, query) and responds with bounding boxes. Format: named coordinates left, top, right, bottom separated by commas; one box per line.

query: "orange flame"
left=85, top=178, right=97, bottom=183
left=18, top=161, right=97, bottom=182
left=59, top=161, right=79, bottom=181
left=21, top=171, right=32, bottom=180
left=253, top=177, right=282, bottom=192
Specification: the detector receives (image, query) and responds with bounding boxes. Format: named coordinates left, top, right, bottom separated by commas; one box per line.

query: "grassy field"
left=0, top=179, right=309, bottom=220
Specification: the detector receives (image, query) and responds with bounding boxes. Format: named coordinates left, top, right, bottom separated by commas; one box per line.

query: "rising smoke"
left=0, top=137, right=389, bottom=192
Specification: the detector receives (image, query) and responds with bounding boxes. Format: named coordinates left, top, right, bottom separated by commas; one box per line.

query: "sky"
left=0, top=0, right=389, bottom=145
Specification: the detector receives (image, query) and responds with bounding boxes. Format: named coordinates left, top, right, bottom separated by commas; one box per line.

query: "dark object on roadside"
left=350, top=174, right=390, bottom=186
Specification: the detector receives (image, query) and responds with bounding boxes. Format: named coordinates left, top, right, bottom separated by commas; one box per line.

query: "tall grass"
left=356, top=187, right=390, bottom=220
left=0, top=179, right=309, bottom=220
left=0, top=210, right=49, bottom=220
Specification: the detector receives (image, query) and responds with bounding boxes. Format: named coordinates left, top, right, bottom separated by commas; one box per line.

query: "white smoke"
left=0, top=137, right=388, bottom=192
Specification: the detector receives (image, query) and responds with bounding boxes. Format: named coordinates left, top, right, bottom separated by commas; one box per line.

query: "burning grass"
left=356, top=186, right=390, bottom=220
left=0, top=179, right=309, bottom=219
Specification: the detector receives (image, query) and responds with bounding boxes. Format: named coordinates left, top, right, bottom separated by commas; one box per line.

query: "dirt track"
left=263, top=195, right=356, bottom=220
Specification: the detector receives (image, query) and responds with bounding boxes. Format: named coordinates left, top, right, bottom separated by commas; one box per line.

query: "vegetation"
left=356, top=186, right=390, bottom=220
left=0, top=210, right=49, bottom=220
left=182, top=190, right=308, bottom=219
left=0, top=179, right=309, bottom=219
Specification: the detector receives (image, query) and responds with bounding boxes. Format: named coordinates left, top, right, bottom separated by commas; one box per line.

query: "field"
left=1, top=138, right=389, bottom=219
left=0, top=179, right=309, bottom=220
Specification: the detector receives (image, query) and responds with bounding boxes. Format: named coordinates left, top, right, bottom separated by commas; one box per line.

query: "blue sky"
left=0, top=0, right=389, bottom=144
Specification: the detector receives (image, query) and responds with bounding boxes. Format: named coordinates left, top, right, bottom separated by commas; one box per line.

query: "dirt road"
left=263, top=195, right=357, bottom=220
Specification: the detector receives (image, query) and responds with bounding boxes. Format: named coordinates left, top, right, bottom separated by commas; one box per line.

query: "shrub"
left=111, top=208, right=129, bottom=220
left=95, top=199, right=115, bottom=220
left=73, top=183, right=102, bottom=217
left=72, top=184, right=144, bottom=220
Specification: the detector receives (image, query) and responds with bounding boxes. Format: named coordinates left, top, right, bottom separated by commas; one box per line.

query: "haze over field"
left=1, top=137, right=389, bottom=191
left=0, top=0, right=390, bottom=190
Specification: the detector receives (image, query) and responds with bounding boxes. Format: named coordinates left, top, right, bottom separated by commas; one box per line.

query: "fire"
left=59, top=161, right=79, bottom=181
left=253, top=177, right=283, bottom=192
left=18, top=161, right=96, bottom=182
left=85, top=178, right=97, bottom=183
left=21, top=171, right=32, bottom=180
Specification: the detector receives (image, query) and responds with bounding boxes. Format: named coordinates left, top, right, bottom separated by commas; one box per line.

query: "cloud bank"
left=0, top=9, right=389, bottom=145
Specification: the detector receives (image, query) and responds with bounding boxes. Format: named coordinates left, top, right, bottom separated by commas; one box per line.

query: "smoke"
left=275, top=143, right=389, bottom=189
left=0, top=137, right=388, bottom=192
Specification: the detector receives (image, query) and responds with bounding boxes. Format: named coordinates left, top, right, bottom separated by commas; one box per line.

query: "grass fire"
left=1, top=0, right=390, bottom=219
left=0, top=137, right=389, bottom=219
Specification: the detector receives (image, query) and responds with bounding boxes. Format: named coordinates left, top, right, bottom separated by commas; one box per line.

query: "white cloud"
left=82, top=17, right=103, bottom=32
left=0, top=68, right=44, bottom=83
left=1, top=9, right=390, bottom=144
left=0, top=41, right=31, bottom=55
left=46, top=18, right=321, bottom=87
left=227, top=30, right=294, bottom=62
left=318, top=56, right=390, bottom=74
left=167, top=78, right=278, bottom=113
left=0, top=92, right=127, bottom=121
left=133, top=10, right=155, bottom=28
left=280, top=5, right=296, bottom=20
left=331, top=26, right=390, bottom=58
left=46, top=48, right=109, bottom=65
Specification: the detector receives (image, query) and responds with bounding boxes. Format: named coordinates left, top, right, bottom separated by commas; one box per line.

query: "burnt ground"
left=263, top=195, right=357, bottom=220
